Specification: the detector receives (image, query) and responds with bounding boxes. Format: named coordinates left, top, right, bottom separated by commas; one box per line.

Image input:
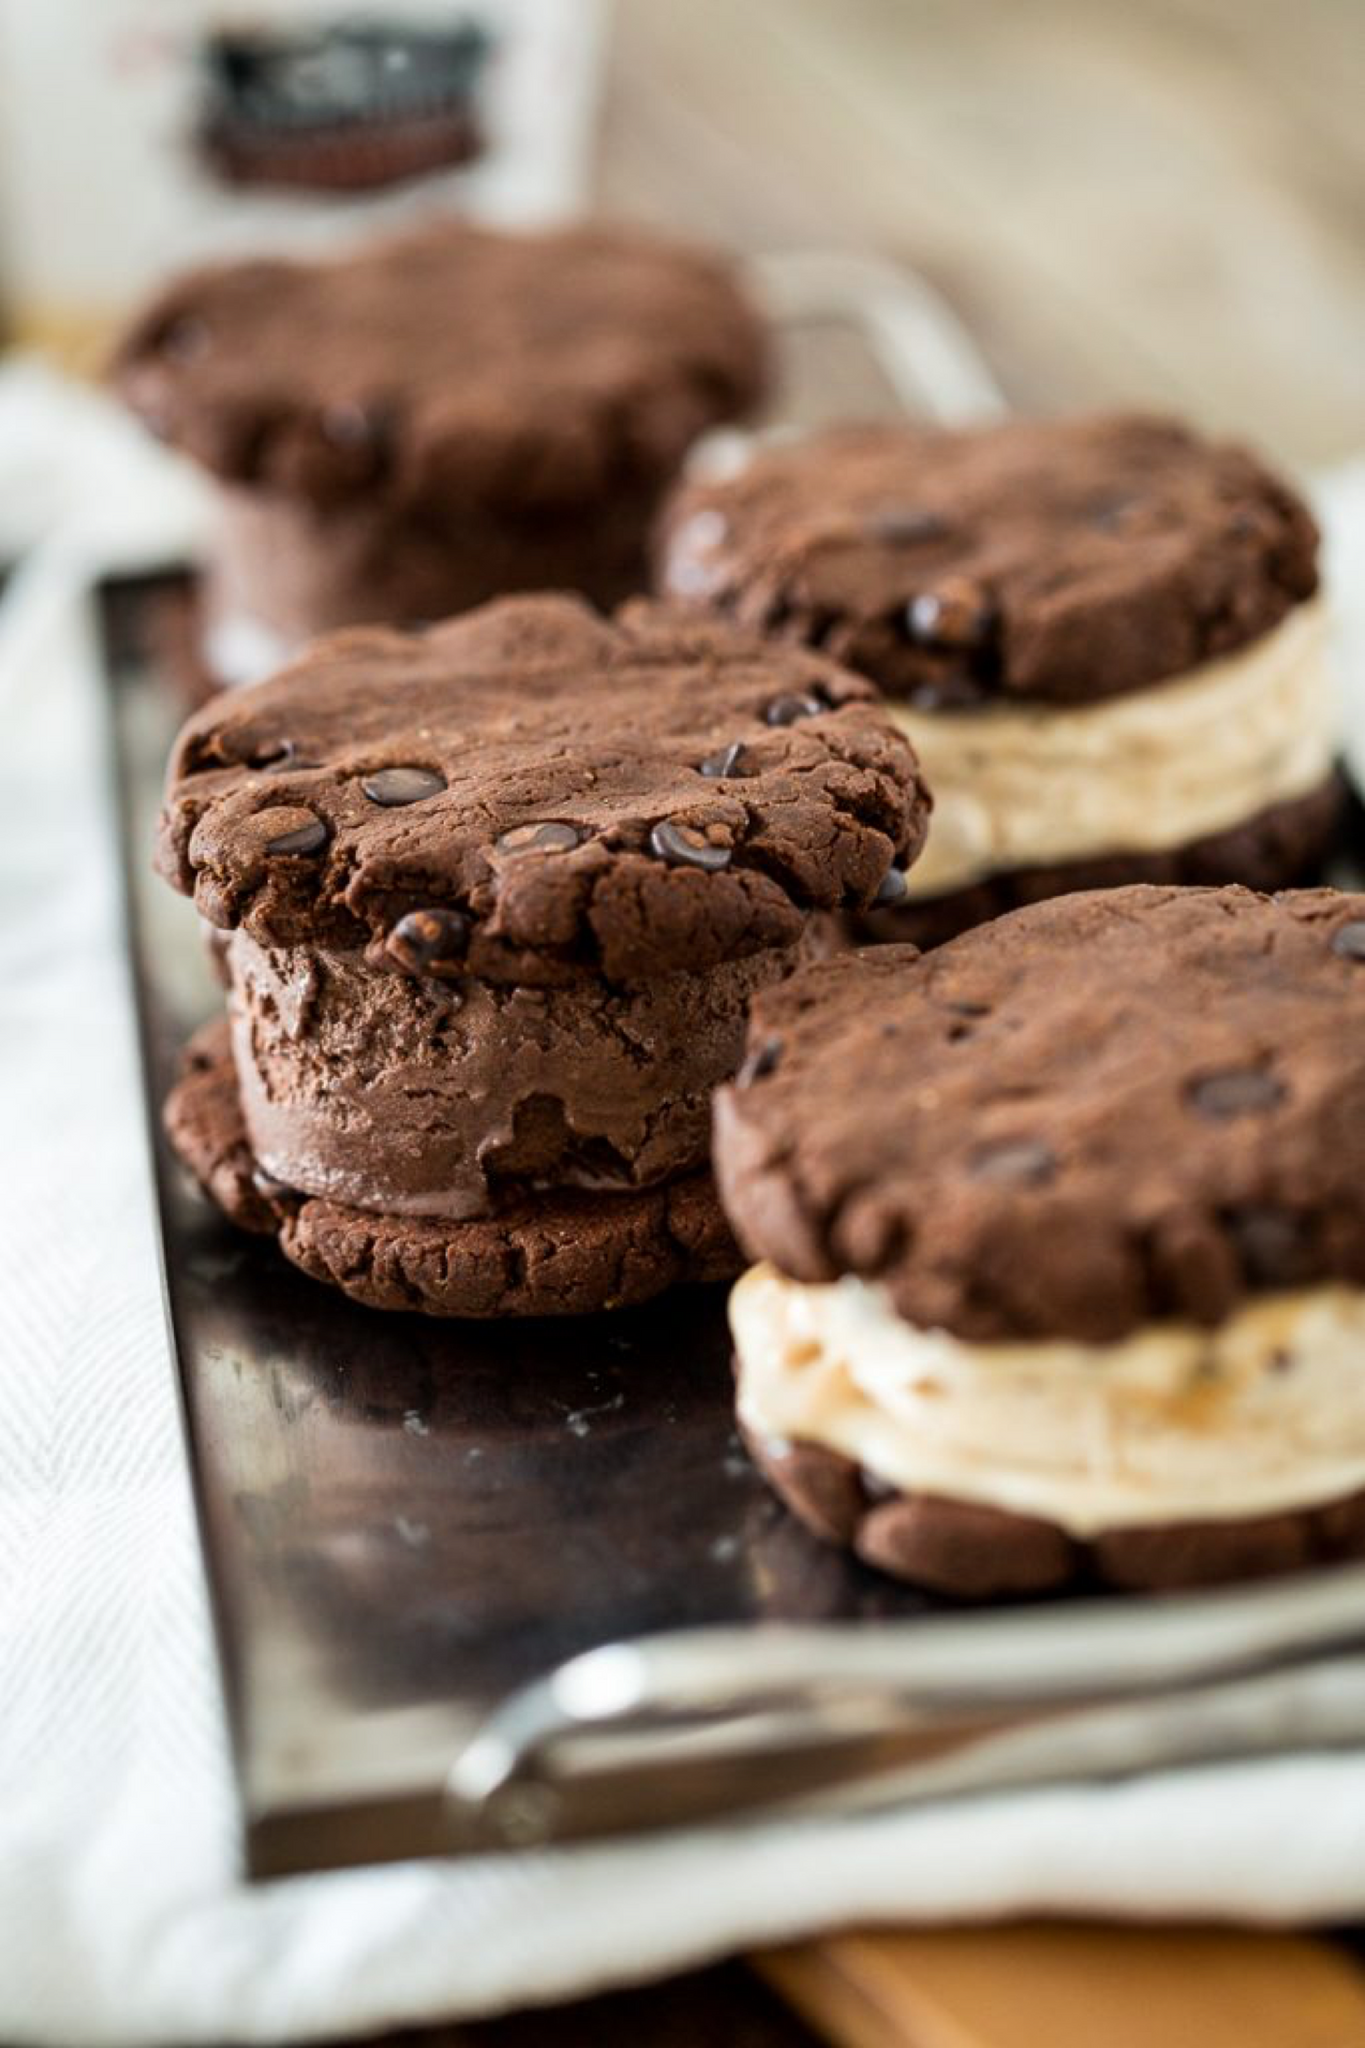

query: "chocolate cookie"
left=717, top=886, right=1365, bottom=1592
left=169, top=1020, right=738, bottom=1318
left=165, top=1012, right=278, bottom=1235
left=158, top=594, right=928, bottom=984
left=660, top=415, right=1318, bottom=703
left=160, top=594, right=930, bottom=1317
left=718, top=888, right=1365, bottom=1338
left=746, top=1432, right=1365, bottom=1600
left=658, top=415, right=1338, bottom=935
left=113, top=220, right=769, bottom=672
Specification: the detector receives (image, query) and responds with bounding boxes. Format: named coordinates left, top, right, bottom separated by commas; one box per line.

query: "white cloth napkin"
left=3, top=362, right=1365, bottom=2048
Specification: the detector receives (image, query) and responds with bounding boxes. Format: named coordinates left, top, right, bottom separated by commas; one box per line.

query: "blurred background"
left=0, top=0, right=1360, bottom=469
left=597, top=0, right=1364, bottom=468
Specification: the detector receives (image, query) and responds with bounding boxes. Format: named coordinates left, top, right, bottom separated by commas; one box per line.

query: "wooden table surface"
left=598, top=0, right=1365, bottom=471
left=188, top=4, right=1365, bottom=2042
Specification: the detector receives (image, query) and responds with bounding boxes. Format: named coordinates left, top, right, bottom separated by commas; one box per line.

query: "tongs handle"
left=447, top=1567, right=1365, bottom=1849
left=746, top=247, right=1008, bottom=425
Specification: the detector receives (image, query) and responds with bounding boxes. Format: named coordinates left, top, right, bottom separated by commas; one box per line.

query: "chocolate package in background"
left=0, top=0, right=608, bottom=365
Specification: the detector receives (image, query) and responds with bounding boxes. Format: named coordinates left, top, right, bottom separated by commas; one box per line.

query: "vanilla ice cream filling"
left=890, top=600, right=1335, bottom=900
left=732, top=1262, right=1365, bottom=1536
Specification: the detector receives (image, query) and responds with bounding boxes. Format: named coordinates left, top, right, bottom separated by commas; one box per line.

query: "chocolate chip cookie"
left=113, top=219, right=770, bottom=680
left=715, top=886, right=1365, bottom=1592
left=659, top=415, right=1339, bottom=942
left=160, top=593, right=930, bottom=1317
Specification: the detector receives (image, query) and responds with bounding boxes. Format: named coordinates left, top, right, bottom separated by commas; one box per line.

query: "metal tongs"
left=447, top=1562, right=1365, bottom=1848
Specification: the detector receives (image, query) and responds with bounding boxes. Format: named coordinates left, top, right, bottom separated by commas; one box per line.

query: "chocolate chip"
left=665, top=510, right=730, bottom=596
left=1086, top=495, right=1137, bottom=532
left=737, top=1037, right=783, bottom=1087
left=1331, top=920, right=1365, bottom=961
left=362, top=766, right=446, bottom=807
left=866, top=506, right=948, bottom=545
left=162, top=314, right=210, bottom=364
left=1228, top=1205, right=1314, bottom=1288
left=969, top=1138, right=1056, bottom=1186
left=872, top=866, right=909, bottom=908
left=906, top=576, right=995, bottom=649
left=322, top=401, right=381, bottom=450
left=765, top=692, right=825, bottom=727
left=675, top=507, right=727, bottom=553
left=671, top=509, right=724, bottom=569
left=424, top=981, right=466, bottom=1020
left=385, top=907, right=470, bottom=978
left=1187, top=1069, right=1285, bottom=1120
left=806, top=607, right=846, bottom=652
left=700, top=741, right=751, bottom=779
left=263, top=814, right=328, bottom=856
left=649, top=820, right=732, bottom=871
left=496, top=821, right=582, bottom=854
left=904, top=674, right=991, bottom=712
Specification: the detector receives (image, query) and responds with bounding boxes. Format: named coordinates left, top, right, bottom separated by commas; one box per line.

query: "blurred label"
left=0, top=0, right=608, bottom=360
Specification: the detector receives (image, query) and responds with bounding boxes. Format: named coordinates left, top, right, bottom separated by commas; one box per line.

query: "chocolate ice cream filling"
left=226, top=932, right=798, bottom=1219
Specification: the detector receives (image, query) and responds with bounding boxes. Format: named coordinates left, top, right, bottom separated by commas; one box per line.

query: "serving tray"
left=102, top=261, right=1365, bottom=1880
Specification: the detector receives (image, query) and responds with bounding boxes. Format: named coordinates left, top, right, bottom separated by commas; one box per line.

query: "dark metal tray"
left=101, top=266, right=1365, bottom=1881
left=104, top=567, right=1365, bottom=1882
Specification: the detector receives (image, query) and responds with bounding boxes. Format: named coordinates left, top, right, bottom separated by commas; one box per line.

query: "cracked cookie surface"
left=659, top=413, right=1319, bottom=706
left=746, top=1428, right=1365, bottom=1597
left=157, top=593, right=930, bottom=984
left=714, top=885, right=1365, bottom=1344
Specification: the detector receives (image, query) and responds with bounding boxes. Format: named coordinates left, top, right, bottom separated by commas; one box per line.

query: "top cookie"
left=714, top=886, right=1365, bottom=1342
left=157, top=594, right=929, bottom=984
left=112, top=220, right=769, bottom=513
left=659, top=414, right=1318, bottom=706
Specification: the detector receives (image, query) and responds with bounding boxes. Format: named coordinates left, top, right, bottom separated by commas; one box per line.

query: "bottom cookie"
left=166, top=1018, right=740, bottom=1318
left=745, top=1427, right=1365, bottom=1599
left=859, top=772, right=1345, bottom=950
